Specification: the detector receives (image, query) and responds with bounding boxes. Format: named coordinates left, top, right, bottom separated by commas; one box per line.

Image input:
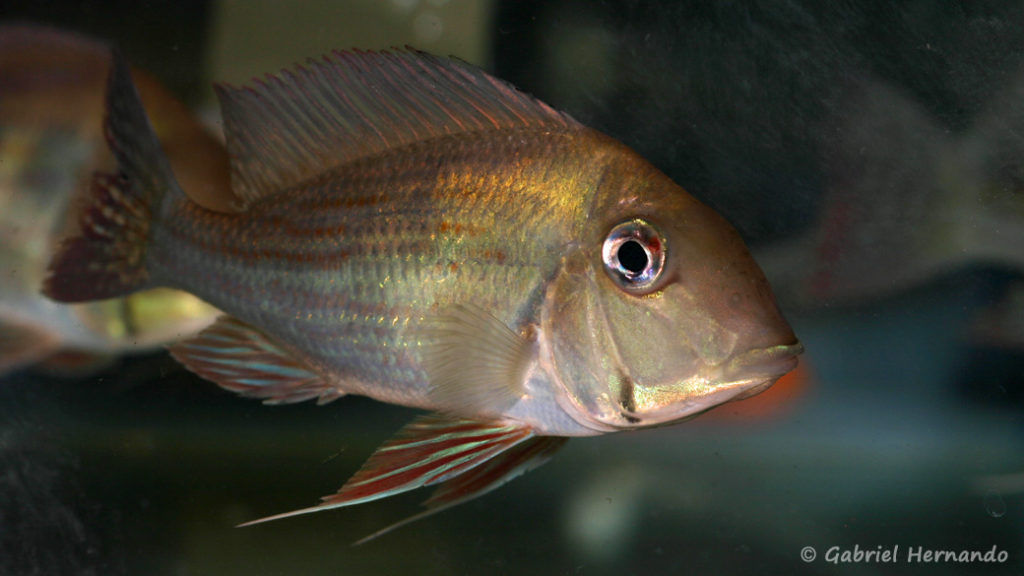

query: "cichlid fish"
left=44, top=48, right=802, bottom=535
left=0, top=25, right=223, bottom=375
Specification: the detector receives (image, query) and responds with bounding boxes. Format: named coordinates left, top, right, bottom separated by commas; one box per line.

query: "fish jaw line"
left=538, top=309, right=804, bottom=432
left=603, top=341, right=804, bottom=429
left=676, top=341, right=805, bottom=409
left=721, top=341, right=804, bottom=389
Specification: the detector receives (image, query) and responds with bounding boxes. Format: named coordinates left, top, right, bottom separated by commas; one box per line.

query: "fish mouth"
left=601, top=341, right=804, bottom=430
left=725, top=341, right=804, bottom=380
left=718, top=341, right=804, bottom=401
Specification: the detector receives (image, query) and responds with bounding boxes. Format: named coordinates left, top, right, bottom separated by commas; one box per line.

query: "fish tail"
left=44, top=50, right=183, bottom=303
left=812, top=79, right=1024, bottom=306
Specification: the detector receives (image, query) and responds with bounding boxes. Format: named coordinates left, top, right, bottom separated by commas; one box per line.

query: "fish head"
left=543, top=136, right=802, bottom=432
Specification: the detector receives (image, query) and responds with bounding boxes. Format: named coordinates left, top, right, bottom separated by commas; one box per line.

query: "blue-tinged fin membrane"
left=214, top=47, right=580, bottom=207
left=237, top=414, right=543, bottom=532
left=422, top=435, right=567, bottom=507
left=169, top=315, right=342, bottom=405
left=352, top=435, right=568, bottom=545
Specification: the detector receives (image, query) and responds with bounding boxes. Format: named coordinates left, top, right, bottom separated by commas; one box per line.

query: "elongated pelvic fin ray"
left=215, top=47, right=579, bottom=206
left=419, top=303, right=532, bottom=417
left=169, top=315, right=341, bottom=405
left=422, top=435, right=567, bottom=507
left=352, top=435, right=568, bottom=545
left=238, top=414, right=536, bottom=527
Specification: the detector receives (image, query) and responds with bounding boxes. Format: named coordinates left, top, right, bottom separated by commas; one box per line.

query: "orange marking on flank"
left=437, top=220, right=484, bottom=237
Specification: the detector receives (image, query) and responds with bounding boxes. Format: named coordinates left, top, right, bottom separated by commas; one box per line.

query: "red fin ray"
left=238, top=415, right=544, bottom=529
left=422, top=435, right=567, bottom=508
left=352, top=436, right=568, bottom=545
left=330, top=415, right=534, bottom=503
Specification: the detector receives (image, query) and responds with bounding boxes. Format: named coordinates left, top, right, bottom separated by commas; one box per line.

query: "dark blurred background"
left=1, top=1, right=1022, bottom=574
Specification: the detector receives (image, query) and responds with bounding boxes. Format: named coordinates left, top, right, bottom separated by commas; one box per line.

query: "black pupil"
left=617, top=240, right=649, bottom=275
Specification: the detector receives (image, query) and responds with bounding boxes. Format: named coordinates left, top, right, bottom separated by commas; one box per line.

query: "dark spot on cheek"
left=617, top=371, right=640, bottom=424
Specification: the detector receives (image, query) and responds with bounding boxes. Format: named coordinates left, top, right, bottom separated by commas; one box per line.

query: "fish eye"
left=602, top=219, right=666, bottom=293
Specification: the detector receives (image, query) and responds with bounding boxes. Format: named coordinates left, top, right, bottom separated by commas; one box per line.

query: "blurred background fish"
left=0, top=25, right=225, bottom=376
left=756, top=75, right=1024, bottom=310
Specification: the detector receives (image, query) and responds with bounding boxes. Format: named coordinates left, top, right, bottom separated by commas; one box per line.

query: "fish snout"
left=704, top=257, right=803, bottom=401
left=720, top=340, right=804, bottom=401
left=720, top=259, right=799, bottom=352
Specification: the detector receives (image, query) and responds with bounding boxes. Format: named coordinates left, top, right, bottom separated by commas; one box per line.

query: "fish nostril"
left=728, top=291, right=744, bottom=311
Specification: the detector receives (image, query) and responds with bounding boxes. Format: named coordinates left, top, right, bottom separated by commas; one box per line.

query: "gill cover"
left=543, top=247, right=738, bottom=431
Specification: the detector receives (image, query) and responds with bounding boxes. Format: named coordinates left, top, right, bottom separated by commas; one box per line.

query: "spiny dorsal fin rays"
left=214, top=47, right=580, bottom=207
left=237, top=414, right=535, bottom=527
left=418, top=303, right=534, bottom=417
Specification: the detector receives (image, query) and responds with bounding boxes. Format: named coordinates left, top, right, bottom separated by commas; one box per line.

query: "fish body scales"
left=150, top=128, right=598, bottom=406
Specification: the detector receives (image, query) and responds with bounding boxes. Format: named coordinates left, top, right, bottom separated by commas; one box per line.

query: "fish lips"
left=721, top=341, right=804, bottom=401
left=609, top=341, right=805, bottom=428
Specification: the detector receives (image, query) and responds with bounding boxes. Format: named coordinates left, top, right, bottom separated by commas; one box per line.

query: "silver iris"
left=601, top=219, right=666, bottom=293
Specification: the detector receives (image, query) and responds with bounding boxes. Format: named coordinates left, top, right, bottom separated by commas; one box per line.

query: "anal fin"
left=168, top=315, right=342, bottom=405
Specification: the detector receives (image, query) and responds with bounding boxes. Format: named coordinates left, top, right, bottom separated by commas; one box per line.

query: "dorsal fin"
left=214, top=47, right=580, bottom=206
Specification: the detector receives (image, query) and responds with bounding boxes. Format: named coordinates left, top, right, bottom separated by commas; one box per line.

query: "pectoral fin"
left=238, top=414, right=539, bottom=527
left=168, top=315, right=343, bottom=405
left=418, top=304, right=533, bottom=417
